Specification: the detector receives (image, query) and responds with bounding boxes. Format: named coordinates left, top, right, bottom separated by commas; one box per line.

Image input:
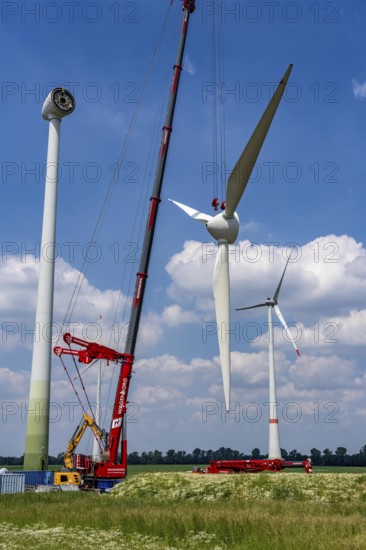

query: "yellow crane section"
left=64, top=413, right=108, bottom=470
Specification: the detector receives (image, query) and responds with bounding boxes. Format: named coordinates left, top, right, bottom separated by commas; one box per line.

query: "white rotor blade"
left=273, top=247, right=294, bottom=302
left=213, top=242, right=231, bottom=411
left=225, top=64, right=293, bottom=218
left=274, top=304, right=300, bottom=356
left=169, top=199, right=212, bottom=224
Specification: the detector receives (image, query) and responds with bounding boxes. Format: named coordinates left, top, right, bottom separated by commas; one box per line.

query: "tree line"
left=127, top=446, right=366, bottom=466
left=2, top=446, right=366, bottom=467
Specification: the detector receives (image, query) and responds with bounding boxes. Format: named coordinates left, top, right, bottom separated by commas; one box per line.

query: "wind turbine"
left=236, top=252, right=299, bottom=459
left=169, top=64, right=293, bottom=411
left=24, top=88, right=75, bottom=470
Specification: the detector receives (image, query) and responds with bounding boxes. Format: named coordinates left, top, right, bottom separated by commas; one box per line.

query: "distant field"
left=5, top=463, right=366, bottom=474
left=1, top=467, right=366, bottom=549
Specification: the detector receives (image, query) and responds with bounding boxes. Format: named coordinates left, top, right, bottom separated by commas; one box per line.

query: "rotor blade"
left=213, top=241, right=231, bottom=411
left=169, top=199, right=212, bottom=224
left=274, top=304, right=300, bottom=356
left=273, top=248, right=294, bottom=302
left=236, top=303, right=266, bottom=311
left=225, top=64, right=293, bottom=219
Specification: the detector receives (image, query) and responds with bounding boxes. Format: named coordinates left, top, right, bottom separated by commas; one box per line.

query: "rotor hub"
left=206, top=212, right=240, bottom=244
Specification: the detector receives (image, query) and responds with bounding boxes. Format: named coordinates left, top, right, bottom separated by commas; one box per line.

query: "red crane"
left=54, top=1, right=196, bottom=490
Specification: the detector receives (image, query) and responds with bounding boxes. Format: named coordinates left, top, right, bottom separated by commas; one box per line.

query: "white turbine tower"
left=24, top=88, right=75, bottom=470
left=236, top=252, right=300, bottom=459
left=170, top=64, right=293, bottom=411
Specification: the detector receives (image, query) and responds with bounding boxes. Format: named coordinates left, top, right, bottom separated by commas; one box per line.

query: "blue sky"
left=1, top=1, right=366, bottom=459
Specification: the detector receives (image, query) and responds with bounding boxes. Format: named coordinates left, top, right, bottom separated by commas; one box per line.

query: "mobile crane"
left=54, top=333, right=132, bottom=490
left=53, top=1, right=196, bottom=490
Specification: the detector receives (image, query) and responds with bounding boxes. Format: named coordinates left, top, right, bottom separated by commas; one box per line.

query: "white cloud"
left=3, top=234, right=366, bottom=455
left=132, top=384, right=184, bottom=406
left=352, top=78, right=366, bottom=99
left=135, top=354, right=189, bottom=376
left=289, top=354, right=358, bottom=391
left=138, top=311, right=164, bottom=351
left=0, top=255, right=129, bottom=352
left=166, top=234, right=366, bottom=325
left=184, top=54, right=195, bottom=75
left=161, top=304, right=199, bottom=327
left=0, top=368, right=29, bottom=398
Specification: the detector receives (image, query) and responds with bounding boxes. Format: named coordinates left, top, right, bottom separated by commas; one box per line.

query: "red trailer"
left=194, top=458, right=312, bottom=474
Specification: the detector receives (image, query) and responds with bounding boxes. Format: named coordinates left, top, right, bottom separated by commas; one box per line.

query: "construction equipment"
left=54, top=471, right=82, bottom=485
left=18, top=470, right=81, bottom=489
left=53, top=1, right=196, bottom=491
left=63, top=412, right=108, bottom=471
left=194, top=458, right=313, bottom=474
left=54, top=332, right=130, bottom=490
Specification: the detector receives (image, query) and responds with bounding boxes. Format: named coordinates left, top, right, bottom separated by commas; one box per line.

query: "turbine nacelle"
left=206, top=212, right=240, bottom=244
left=42, top=88, right=75, bottom=121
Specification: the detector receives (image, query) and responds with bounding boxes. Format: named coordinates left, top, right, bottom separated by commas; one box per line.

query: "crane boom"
left=54, top=1, right=196, bottom=489
left=125, top=0, right=196, bottom=356
left=107, top=0, right=195, bottom=471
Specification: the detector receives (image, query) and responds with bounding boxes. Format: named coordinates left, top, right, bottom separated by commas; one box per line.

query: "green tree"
left=204, top=449, right=213, bottom=463
left=288, top=449, right=303, bottom=461
left=322, top=448, right=333, bottom=466
left=153, top=450, right=163, bottom=464
left=176, top=450, right=187, bottom=463
left=251, top=448, right=261, bottom=459
left=335, top=447, right=347, bottom=464
left=128, top=451, right=140, bottom=464
left=165, top=449, right=176, bottom=464
left=358, top=445, right=366, bottom=466
left=280, top=448, right=288, bottom=460
left=192, top=448, right=202, bottom=464
left=310, top=448, right=322, bottom=465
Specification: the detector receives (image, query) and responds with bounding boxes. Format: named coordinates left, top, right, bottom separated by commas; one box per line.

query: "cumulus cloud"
left=0, top=368, right=29, bottom=398
left=166, top=234, right=366, bottom=341
left=2, top=233, right=366, bottom=455
left=289, top=354, right=358, bottom=391
left=161, top=304, right=199, bottom=327
left=0, top=256, right=129, bottom=352
left=132, top=384, right=184, bottom=407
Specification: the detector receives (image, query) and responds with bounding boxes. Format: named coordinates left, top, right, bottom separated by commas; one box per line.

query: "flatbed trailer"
left=194, top=458, right=312, bottom=474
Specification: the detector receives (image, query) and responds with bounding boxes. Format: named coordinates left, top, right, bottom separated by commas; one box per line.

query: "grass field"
left=1, top=466, right=366, bottom=549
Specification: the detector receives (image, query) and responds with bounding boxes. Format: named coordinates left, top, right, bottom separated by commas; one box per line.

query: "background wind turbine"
left=170, top=64, right=293, bottom=411
left=236, top=252, right=300, bottom=459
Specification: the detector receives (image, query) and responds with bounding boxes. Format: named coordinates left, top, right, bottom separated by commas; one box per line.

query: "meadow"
left=1, top=466, right=366, bottom=549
